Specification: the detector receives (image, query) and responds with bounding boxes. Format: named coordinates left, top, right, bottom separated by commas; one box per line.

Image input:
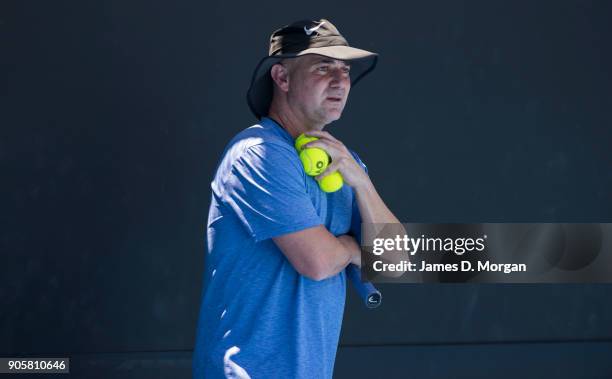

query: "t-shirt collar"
left=261, top=117, right=294, bottom=145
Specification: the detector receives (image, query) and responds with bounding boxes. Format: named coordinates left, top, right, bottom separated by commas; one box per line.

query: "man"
left=193, top=19, right=401, bottom=378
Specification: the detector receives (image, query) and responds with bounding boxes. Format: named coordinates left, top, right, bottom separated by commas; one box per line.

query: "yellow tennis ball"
left=300, top=148, right=329, bottom=176
left=294, top=133, right=318, bottom=152
left=318, top=171, right=344, bottom=193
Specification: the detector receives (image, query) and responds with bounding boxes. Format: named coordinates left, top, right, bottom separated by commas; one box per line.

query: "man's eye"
left=342, top=67, right=351, bottom=74
left=317, top=66, right=329, bottom=72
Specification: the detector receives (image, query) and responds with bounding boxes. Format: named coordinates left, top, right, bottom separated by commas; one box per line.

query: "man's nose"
left=329, top=68, right=350, bottom=88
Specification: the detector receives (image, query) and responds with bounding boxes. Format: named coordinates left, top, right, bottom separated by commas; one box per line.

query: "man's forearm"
left=353, top=177, right=406, bottom=270
left=273, top=226, right=362, bottom=281
left=353, top=177, right=400, bottom=225
left=318, top=234, right=361, bottom=280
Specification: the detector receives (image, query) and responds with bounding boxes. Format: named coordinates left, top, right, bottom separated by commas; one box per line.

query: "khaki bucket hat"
left=246, top=19, right=378, bottom=119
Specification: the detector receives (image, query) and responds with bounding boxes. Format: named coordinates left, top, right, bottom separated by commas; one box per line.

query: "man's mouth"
left=326, top=97, right=342, bottom=102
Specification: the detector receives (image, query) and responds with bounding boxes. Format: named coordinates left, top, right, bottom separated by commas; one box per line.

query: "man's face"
left=285, top=55, right=351, bottom=125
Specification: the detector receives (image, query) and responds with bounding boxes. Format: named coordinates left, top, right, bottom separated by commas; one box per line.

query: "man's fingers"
left=304, top=130, right=340, bottom=143
left=316, top=159, right=343, bottom=181
left=303, top=140, right=340, bottom=156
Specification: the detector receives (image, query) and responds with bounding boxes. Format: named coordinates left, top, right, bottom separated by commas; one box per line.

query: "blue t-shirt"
left=193, top=117, right=366, bottom=379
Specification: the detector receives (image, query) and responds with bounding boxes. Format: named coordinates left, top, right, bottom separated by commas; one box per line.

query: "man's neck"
left=267, top=108, right=325, bottom=139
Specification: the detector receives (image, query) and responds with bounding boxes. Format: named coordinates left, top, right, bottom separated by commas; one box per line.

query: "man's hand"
left=303, top=130, right=371, bottom=190
left=339, top=234, right=361, bottom=267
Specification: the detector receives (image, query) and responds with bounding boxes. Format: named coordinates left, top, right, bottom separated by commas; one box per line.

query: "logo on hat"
left=304, top=21, right=326, bottom=36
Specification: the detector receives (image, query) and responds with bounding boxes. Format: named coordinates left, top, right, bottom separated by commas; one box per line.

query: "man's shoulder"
left=213, top=121, right=299, bottom=186
left=226, top=121, right=294, bottom=157
left=210, top=120, right=307, bottom=206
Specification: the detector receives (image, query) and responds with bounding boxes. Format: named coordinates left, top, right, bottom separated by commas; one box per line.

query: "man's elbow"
left=296, top=258, right=333, bottom=282
left=302, top=271, right=328, bottom=282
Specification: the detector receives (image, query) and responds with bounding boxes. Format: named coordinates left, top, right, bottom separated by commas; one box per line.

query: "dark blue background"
left=2, top=1, right=611, bottom=377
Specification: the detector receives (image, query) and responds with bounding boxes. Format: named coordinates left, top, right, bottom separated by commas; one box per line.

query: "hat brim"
left=246, top=46, right=378, bottom=120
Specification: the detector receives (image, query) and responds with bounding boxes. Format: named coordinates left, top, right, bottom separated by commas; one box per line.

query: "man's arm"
left=303, top=131, right=407, bottom=271
left=353, top=177, right=401, bottom=228
left=273, top=226, right=361, bottom=281
left=303, top=130, right=402, bottom=227
left=222, top=142, right=361, bottom=281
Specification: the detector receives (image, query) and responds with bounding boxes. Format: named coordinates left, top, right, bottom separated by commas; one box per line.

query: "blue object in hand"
left=346, top=264, right=382, bottom=309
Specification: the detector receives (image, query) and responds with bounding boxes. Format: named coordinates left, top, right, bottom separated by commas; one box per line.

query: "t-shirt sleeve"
left=349, top=149, right=369, bottom=242
left=220, top=142, right=323, bottom=242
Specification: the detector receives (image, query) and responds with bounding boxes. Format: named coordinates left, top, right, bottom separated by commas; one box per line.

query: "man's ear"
left=270, top=63, right=290, bottom=93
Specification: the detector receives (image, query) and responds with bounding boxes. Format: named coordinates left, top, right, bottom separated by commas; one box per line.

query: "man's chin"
left=322, top=115, right=341, bottom=125
left=323, top=109, right=344, bottom=123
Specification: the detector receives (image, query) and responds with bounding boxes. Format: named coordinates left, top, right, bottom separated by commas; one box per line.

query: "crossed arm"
left=273, top=131, right=403, bottom=281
